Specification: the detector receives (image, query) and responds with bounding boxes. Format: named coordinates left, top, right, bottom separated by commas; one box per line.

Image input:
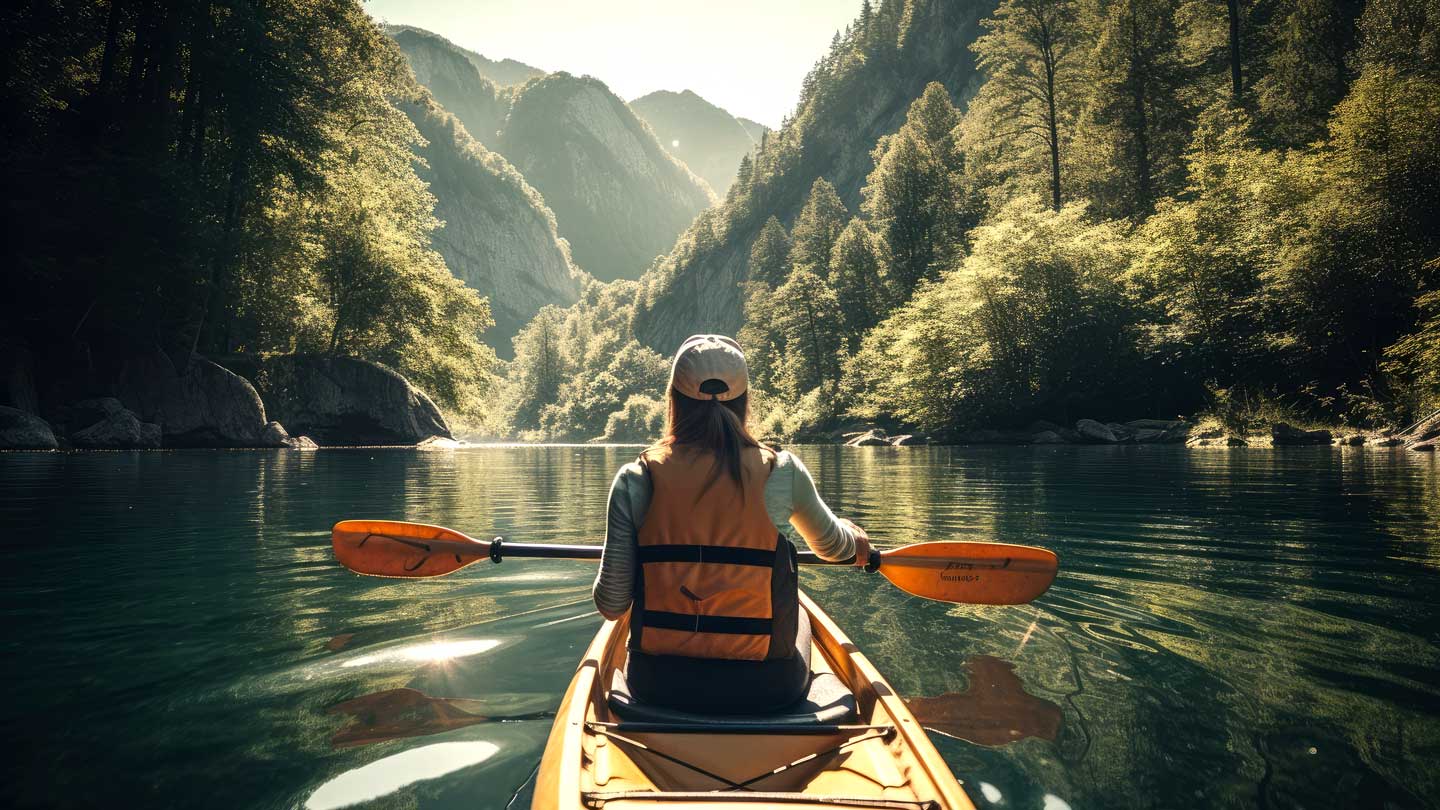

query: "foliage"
left=848, top=199, right=1138, bottom=428
left=2, top=0, right=495, bottom=417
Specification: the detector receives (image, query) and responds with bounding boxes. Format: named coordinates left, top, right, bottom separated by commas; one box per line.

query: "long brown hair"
left=659, top=388, right=766, bottom=496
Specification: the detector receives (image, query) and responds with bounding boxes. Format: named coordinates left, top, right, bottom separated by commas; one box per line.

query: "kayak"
left=532, top=591, right=977, bottom=810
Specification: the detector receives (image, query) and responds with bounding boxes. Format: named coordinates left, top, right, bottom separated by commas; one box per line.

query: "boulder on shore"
left=1030, top=430, right=1065, bottom=444
left=1075, top=419, right=1118, bottom=443
left=235, top=355, right=452, bottom=446
left=0, top=405, right=57, bottom=450
left=1271, top=422, right=1332, bottom=445
left=70, top=401, right=161, bottom=449
left=115, top=350, right=273, bottom=447
left=1125, top=419, right=1186, bottom=431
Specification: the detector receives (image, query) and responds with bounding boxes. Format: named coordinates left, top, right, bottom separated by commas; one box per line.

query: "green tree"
left=1074, top=0, right=1192, bottom=218
left=970, top=0, right=1086, bottom=210
left=787, top=178, right=849, bottom=277
left=829, top=219, right=889, bottom=350
left=748, top=216, right=793, bottom=286
left=862, top=83, right=970, bottom=298
left=503, top=305, right=570, bottom=433
left=1254, top=0, right=1364, bottom=146
left=849, top=198, right=1138, bottom=428
left=775, top=269, right=844, bottom=402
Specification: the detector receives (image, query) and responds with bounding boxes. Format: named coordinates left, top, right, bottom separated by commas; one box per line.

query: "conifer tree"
left=788, top=178, right=849, bottom=277
left=971, top=0, right=1085, bottom=210
left=775, top=269, right=844, bottom=400
left=748, top=216, right=793, bottom=286
left=1075, top=0, right=1191, bottom=218
left=829, top=219, right=889, bottom=350
left=862, top=83, right=969, bottom=298
left=1253, top=0, right=1364, bottom=146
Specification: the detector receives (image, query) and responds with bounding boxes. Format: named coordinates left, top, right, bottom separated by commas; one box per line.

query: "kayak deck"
left=533, top=592, right=976, bottom=810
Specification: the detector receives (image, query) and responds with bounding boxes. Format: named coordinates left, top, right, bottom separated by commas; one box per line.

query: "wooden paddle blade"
left=876, top=542, right=1058, bottom=605
left=332, top=520, right=490, bottom=578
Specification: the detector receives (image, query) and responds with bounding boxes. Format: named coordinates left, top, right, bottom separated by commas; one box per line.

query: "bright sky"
left=365, top=0, right=863, bottom=128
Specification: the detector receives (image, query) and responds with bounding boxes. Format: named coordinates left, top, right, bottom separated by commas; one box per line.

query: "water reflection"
left=304, top=740, right=499, bottom=810
left=906, top=655, right=1062, bottom=746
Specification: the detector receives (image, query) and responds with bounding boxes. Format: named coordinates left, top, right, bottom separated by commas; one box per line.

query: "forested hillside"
left=630, top=89, right=766, bottom=195
left=497, top=0, right=1439, bottom=442
left=631, top=0, right=996, bottom=349
left=2, top=0, right=497, bottom=421
left=498, top=73, right=717, bottom=282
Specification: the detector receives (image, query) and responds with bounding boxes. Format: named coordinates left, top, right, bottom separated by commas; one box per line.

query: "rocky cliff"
left=631, top=0, right=995, bottom=350
left=399, top=93, right=580, bottom=350
left=629, top=89, right=763, bottom=196
left=497, top=73, right=717, bottom=282
left=391, top=27, right=510, bottom=149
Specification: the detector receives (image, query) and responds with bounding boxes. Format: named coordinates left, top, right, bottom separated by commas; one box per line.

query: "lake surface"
left=2, top=445, right=1437, bottom=810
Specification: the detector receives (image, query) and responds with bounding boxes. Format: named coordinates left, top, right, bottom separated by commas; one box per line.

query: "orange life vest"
left=630, top=443, right=798, bottom=661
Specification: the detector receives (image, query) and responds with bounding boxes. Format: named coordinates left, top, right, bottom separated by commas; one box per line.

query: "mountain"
left=464, top=51, right=546, bottom=87
left=629, top=89, right=765, bottom=196
left=384, top=24, right=545, bottom=87
left=390, top=27, right=509, bottom=148
left=736, top=118, right=770, bottom=145
left=398, top=93, right=580, bottom=351
left=497, top=73, right=717, bottom=282
left=631, top=0, right=995, bottom=350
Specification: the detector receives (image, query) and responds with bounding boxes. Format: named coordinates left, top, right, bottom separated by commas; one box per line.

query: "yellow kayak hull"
left=532, top=592, right=977, bottom=810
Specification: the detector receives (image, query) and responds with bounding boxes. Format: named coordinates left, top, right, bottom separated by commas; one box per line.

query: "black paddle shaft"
left=485, top=539, right=880, bottom=570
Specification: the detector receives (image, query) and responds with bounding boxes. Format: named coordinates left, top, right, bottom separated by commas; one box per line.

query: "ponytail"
left=660, top=389, right=764, bottom=499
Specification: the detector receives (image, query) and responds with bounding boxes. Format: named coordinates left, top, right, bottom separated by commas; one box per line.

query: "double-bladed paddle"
left=332, top=519, right=1057, bottom=605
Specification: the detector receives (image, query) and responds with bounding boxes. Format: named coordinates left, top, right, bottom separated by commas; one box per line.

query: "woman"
left=592, top=334, right=871, bottom=715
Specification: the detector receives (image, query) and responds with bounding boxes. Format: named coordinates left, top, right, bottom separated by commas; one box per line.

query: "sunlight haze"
left=365, top=0, right=863, bottom=127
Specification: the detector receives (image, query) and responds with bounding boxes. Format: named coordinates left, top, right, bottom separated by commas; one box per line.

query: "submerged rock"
left=1411, top=440, right=1436, bottom=453
left=0, top=406, right=57, bottom=450
left=1030, top=430, right=1065, bottom=444
left=845, top=429, right=890, bottom=447
left=416, top=435, right=463, bottom=450
left=1271, top=422, right=1333, bottom=445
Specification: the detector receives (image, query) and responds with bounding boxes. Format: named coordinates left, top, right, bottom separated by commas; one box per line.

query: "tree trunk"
left=1045, top=61, right=1062, bottom=211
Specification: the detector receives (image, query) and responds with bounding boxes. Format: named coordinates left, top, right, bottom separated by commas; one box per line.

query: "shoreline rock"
left=0, top=406, right=58, bottom=450
left=225, top=355, right=452, bottom=446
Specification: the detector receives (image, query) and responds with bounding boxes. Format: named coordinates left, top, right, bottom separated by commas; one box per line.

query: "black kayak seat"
left=608, top=669, right=858, bottom=727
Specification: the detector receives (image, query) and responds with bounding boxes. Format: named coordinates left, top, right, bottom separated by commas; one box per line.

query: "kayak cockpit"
left=532, top=593, right=977, bottom=810
left=606, top=669, right=858, bottom=727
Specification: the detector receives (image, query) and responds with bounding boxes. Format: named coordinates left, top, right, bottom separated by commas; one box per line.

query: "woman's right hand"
left=837, top=518, right=871, bottom=567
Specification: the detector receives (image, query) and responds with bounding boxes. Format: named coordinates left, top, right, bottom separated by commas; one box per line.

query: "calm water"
left=1, top=446, right=1437, bottom=810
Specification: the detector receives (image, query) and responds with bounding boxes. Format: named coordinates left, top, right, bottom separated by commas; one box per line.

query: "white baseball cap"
left=669, top=334, right=749, bottom=402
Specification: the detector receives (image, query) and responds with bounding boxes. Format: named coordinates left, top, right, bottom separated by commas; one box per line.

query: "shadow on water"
left=0, top=445, right=1436, bottom=809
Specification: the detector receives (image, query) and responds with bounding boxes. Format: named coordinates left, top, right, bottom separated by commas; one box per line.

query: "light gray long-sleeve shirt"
left=591, top=449, right=858, bottom=619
